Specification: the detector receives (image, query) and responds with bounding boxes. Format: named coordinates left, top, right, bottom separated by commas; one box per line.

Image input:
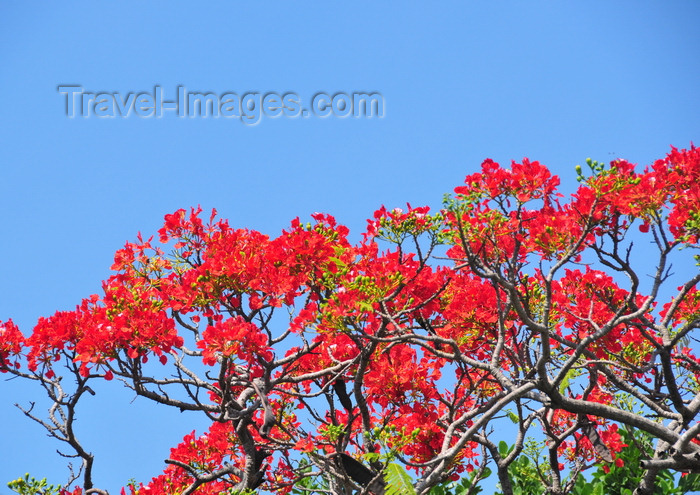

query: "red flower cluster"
left=2, top=146, right=699, bottom=494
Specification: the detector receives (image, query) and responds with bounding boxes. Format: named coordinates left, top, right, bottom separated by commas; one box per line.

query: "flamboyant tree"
left=2, top=146, right=699, bottom=495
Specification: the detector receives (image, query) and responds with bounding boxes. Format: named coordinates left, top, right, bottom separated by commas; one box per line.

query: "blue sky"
left=1, top=1, right=699, bottom=492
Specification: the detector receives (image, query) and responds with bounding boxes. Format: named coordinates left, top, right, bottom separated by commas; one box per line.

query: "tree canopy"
left=2, top=146, right=700, bottom=495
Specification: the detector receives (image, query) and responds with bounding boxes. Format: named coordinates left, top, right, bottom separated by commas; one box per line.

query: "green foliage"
left=501, top=428, right=700, bottom=495
left=571, top=476, right=605, bottom=495
left=494, top=440, right=549, bottom=495
left=576, top=428, right=700, bottom=495
left=427, top=467, right=491, bottom=495
left=7, top=474, right=61, bottom=495
left=385, top=463, right=416, bottom=495
left=291, top=460, right=328, bottom=494
left=678, top=472, right=700, bottom=494
left=501, top=453, right=547, bottom=495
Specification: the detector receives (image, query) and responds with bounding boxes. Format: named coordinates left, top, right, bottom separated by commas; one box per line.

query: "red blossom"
left=7, top=147, right=700, bottom=494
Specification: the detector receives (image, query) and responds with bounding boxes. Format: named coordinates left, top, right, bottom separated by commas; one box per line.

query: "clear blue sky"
left=1, top=1, right=699, bottom=493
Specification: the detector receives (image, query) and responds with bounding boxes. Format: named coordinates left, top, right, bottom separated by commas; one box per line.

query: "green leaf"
left=358, top=301, right=374, bottom=311
left=579, top=484, right=593, bottom=495
left=385, top=463, right=416, bottom=495
left=328, top=257, right=346, bottom=268
left=427, top=485, right=445, bottom=495
left=558, top=368, right=575, bottom=395
left=498, top=440, right=512, bottom=457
